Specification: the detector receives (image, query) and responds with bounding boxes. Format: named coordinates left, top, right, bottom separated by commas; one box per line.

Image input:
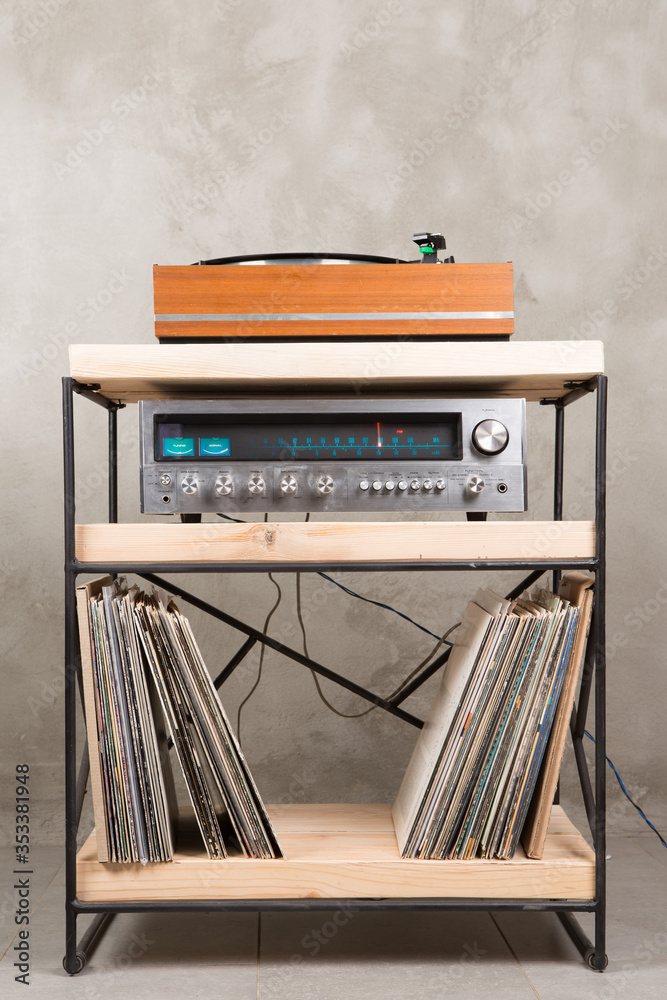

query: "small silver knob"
left=409, top=480, right=420, bottom=492
left=397, top=480, right=408, bottom=491
left=280, top=474, right=298, bottom=495
left=472, top=419, right=509, bottom=455
left=317, top=475, right=335, bottom=495
left=423, top=480, right=433, bottom=491
left=248, top=475, right=265, bottom=495
left=181, top=475, right=198, bottom=495
left=385, top=481, right=395, bottom=491
left=435, top=479, right=447, bottom=491
left=159, top=474, right=171, bottom=487
left=359, top=480, right=370, bottom=491
left=215, top=475, right=233, bottom=496
left=372, top=480, right=383, bottom=492
left=466, top=475, right=485, bottom=494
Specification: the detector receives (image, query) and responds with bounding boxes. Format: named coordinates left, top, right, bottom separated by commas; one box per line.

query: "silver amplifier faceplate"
left=139, top=398, right=527, bottom=515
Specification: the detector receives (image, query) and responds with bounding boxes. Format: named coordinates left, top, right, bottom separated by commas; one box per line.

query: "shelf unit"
left=63, top=340, right=607, bottom=974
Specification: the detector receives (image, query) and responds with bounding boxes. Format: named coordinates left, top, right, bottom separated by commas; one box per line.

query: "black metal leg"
left=553, top=401, right=564, bottom=595
left=63, top=378, right=80, bottom=975
left=557, top=911, right=607, bottom=970
left=593, top=374, right=608, bottom=971
left=109, top=406, right=118, bottom=524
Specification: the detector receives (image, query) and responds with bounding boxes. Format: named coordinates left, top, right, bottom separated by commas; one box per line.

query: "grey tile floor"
left=1, top=833, right=666, bottom=999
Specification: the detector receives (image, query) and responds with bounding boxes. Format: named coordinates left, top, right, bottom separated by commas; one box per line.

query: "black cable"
left=316, top=571, right=447, bottom=642
left=216, top=512, right=451, bottom=644
left=388, top=620, right=461, bottom=703
left=295, top=514, right=461, bottom=718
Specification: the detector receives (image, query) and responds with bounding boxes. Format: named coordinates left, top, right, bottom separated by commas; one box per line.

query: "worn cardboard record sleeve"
left=76, top=576, right=114, bottom=862
left=520, top=573, right=594, bottom=860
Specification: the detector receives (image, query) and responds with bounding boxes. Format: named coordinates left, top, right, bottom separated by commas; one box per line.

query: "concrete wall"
left=2, top=0, right=665, bottom=846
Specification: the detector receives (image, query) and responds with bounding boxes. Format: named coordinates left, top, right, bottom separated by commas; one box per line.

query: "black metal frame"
left=62, top=374, right=608, bottom=974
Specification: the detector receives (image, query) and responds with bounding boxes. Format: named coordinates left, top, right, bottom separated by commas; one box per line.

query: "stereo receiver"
left=139, top=398, right=526, bottom=515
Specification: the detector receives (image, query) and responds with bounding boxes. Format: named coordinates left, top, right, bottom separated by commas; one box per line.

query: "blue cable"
left=583, top=731, right=667, bottom=849
left=216, top=513, right=451, bottom=644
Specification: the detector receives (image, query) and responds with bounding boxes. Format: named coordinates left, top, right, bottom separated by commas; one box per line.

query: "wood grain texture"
left=155, top=318, right=514, bottom=338
left=74, top=520, right=596, bottom=565
left=76, top=803, right=595, bottom=902
left=69, top=340, right=604, bottom=403
left=154, top=263, right=514, bottom=339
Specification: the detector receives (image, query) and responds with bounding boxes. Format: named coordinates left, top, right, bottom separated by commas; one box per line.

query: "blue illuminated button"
left=200, top=437, right=231, bottom=457
left=163, top=437, right=195, bottom=457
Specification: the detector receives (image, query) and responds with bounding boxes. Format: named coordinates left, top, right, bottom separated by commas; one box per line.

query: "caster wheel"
left=585, top=950, right=608, bottom=971
left=63, top=951, right=86, bottom=975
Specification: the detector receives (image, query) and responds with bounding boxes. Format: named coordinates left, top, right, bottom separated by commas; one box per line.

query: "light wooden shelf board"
left=75, top=520, right=596, bottom=565
left=76, top=804, right=595, bottom=902
left=69, top=341, right=604, bottom=403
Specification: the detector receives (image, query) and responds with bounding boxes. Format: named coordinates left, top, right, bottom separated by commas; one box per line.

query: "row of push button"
left=358, top=479, right=446, bottom=493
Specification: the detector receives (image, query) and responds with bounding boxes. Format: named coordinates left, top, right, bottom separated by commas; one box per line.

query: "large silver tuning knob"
left=472, top=419, right=509, bottom=455
left=466, top=475, right=485, bottom=494
left=280, top=474, right=298, bottom=495
left=248, top=475, right=265, bottom=495
left=181, top=475, right=198, bottom=495
left=317, top=474, right=335, bottom=495
left=215, top=475, right=233, bottom=496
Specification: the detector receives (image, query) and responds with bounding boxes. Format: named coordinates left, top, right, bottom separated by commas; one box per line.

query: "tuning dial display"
left=214, top=475, right=233, bottom=496
left=180, top=475, right=198, bottom=495
left=280, top=475, right=298, bottom=495
left=317, top=475, right=335, bottom=495
left=472, top=419, right=509, bottom=455
left=466, top=475, right=485, bottom=494
left=248, top=475, right=266, bottom=495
